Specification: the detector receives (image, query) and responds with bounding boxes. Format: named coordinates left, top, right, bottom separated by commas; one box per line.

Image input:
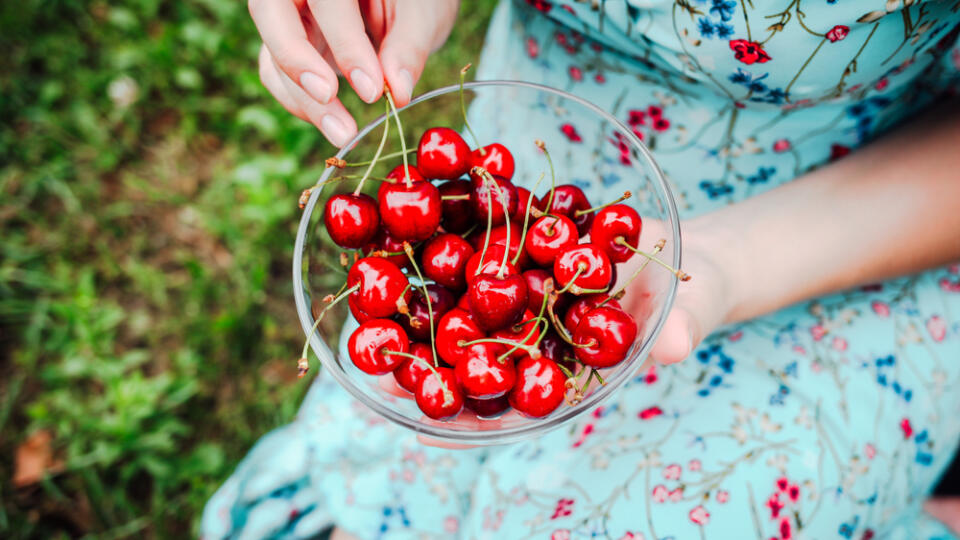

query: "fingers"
left=648, top=307, right=698, bottom=365
left=307, top=0, right=384, bottom=103
left=249, top=0, right=339, bottom=104
left=259, top=45, right=308, bottom=121
left=378, top=0, right=459, bottom=106
left=264, top=47, right=358, bottom=147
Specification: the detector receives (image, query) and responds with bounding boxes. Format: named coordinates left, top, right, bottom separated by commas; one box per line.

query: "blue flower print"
left=710, top=0, right=736, bottom=22
left=746, top=166, right=776, bottom=184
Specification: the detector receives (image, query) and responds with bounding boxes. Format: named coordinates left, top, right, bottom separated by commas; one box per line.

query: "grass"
left=0, top=0, right=495, bottom=536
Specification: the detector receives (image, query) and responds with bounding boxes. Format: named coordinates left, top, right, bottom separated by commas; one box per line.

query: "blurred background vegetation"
left=0, top=1, right=495, bottom=536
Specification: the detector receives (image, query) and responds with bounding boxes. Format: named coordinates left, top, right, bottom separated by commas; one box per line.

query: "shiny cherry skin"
left=348, top=318, right=409, bottom=375
left=417, top=127, right=471, bottom=180
left=398, top=284, right=456, bottom=342
left=554, top=244, right=613, bottom=294
left=491, top=309, right=542, bottom=360
left=539, top=330, right=577, bottom=373
left=347, top=257, right=412, bottom=318
left=523, top=269, right=551, bottom=313
left=393, top=342, right=435, bottom=393
left=590, top=204, right=642, bottom=263
left=573, top=306, right=638, bottom=368
left=512, top=187, right=538, bottom=224
left=422, top=233, right=474, bottom=291
left=468, top=273, right=529, bottom=331
left=564, top=294, right=622, bottom=334
left=435, top=308, right=484, bottom=366
left=464, top=244, right=520, bottom=286
left=489, top=224, right=530, bottom=269
left=456, top=293, right=471, bottom=311
left=470, top=174, right=517, bottom=227
left=525, top=215, right=579, bottom=267
left=348, top=294, right=374, bottom=324
left=365, top=228, right=408, bottom=269
left=509, top=356, right=567, bottom=418
left=437, top=179, right=473, bottom=234
left=464, top=395, right=511, bottom=418
left=469, top=143, right=515, bottom=179
left=454, top=342, right=516, bottom=399
left=538, top=184, right=593, bottom=235
left=415, top=366, right=464, bottom=420
left=323, top=193, right=379, bottom=249
left=380, top=164, right=426, bottom=199
left=378, top=179, right=442, bottom=242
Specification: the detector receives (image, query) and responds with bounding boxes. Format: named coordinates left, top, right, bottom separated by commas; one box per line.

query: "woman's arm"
left=650, top=99, right=960, bottom=364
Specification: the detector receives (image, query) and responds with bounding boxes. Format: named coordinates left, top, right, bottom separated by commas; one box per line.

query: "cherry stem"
left=459, top=337, right=539, bottom=360
left=383, top=350, right=453, bottom=402
left=496, top=280, right=553, bottom=362
left=441, top=194, right=470, bottom=201
left=403, top=242, right=439, bottom=366
left=574, top=191, right=632, bottom=217
left=536, top=139, right=558, bottom=217
left=459, top=63, right=484, bottom=153
left=546, top=291, right=577, bottom=346
left=614, top=237, right=690, bottom=281
left=340, top=148, right=415, bottom=168
left=383, top=86, right=412, bottom=188
left=601, top=239, right=665, bottom=307
left=354, top=100, right=391, bottom=196
left=511, top=172, right=545, bottom=267
left=556, top=264, right=587, bottom=294
left=298, top=282, right=360, bottom=376
left=475, top=168, right=495, bottom=276
left=459, top=222, right=479, bottom=239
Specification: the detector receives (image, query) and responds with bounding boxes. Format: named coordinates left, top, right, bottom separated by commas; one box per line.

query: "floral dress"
left=202, top=1, right=960, bottom=538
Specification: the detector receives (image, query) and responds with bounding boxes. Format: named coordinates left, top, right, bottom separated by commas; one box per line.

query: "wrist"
left=682, top=213, right=751, bottom=327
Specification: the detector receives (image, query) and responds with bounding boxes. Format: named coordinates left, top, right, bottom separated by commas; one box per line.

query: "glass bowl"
left=293, top=80, right=681, bottom=445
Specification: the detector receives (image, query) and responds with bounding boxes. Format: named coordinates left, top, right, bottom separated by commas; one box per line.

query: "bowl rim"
left=293, top=79, right=682, bottom=444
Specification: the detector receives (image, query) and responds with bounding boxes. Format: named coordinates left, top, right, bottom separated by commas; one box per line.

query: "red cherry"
left=435, top=308, right=484, bottom=366
left=554, top=244, right=613, bottom=294
left=538, top=184, right=593, bottom=235
left=348, top=294, right=374, bottom=324
left=422, top=233, right=474, bottom=291
left=512, top=187, right=538, bottom=224
left=540, top=330, right=577, bottom=373
left=347, top=318, right=409, bottom=375
left=454, top=342, right=517, bottom=398
left=378, top=179, right=441, bottom=242
left=491, top=310, right=542, bottom=360
left=437, top=179, right=473, bottom=234
left=365, top=228, right=409, bottom=269
left=509, top=357, right=567, bottom=418
left=573, top=306, right=638, bottom=368
left=380, top=164, right=426, bottom=199
left=468, top=274, right=529, bottom=331
left=590, top=204, right=642, bottom=263
left=393, top=342, right=436, bottom=393
left=564, top=294, right=622, bottom=334
left=415, top=366, right=464, bottom=420
left=524, top=215, right=579, bottom=267
left=470, top=174, right=517, bottom=227
left=464, top=395, right=511, bottom=418
left=489, top=224, right=530, bottom=269
left=417, top=127, right=471, bottom=180
left=469, top=143, right=515, bottom=179
left=464, top=244, right=519, bottom=285
left=456, top=293, right=471, bottom=311
left=323, top=193, right=379, bottom=249
left=347, top=257, right=412, bottom=318
left=523, top=269, right=551, bottom=313
left=397, top=284, right=456, bottom=342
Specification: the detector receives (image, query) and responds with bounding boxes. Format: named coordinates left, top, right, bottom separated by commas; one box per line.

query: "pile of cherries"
left=301, top=86, right=685, bottom=422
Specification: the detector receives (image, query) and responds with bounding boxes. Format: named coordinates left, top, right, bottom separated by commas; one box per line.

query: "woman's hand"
left=250, top=0, right=459, bottom=146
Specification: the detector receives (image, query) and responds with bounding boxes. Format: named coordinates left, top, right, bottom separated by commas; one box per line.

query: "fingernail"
left=350, top=68, right=379, bottom=103
left=320, top=115, right=350, bottom=147
left=396, top=68, right=414, bottom=103
left=300, top=72, right=333, bottom=103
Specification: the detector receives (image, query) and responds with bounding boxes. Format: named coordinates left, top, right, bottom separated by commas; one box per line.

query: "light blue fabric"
left=203, top=1, right=960, bottom=538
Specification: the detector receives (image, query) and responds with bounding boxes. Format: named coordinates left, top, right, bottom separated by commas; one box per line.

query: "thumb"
left=648, top=305, right=702, bottom=365
left=378, top=1, right=458, bottom=106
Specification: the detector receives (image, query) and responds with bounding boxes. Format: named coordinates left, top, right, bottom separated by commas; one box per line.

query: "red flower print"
left=663, top=463, right=682, bottom=480
left=779, top=516, right=793, bottom=539
left=810, top=324, right=827, bottom=341
left=631, top=127, right=645, bottom=141
left=729, top=39, right=772, bottom=65
left=688, top=459, right=702, bottom=472
left=729, top=330, right=743, bottom=342
left=572, top=423, right=594, bottom=447
left=595, top=72, right=606, bottom=84
left=628, top=110, right=647, bottom=126
left=551, top=530, right=571, bottom=540
left=829, top=144, right=851, bottom=161
left=617, top=533, right=644, bottom=540
left=776, top=477, right=789, bottom=492
left=832, top=336, right=848, bottom=352
left=862, top=529, right=875, bottom=540
left=560, top=123, right=582, bottom=142
left=689, top=505, right=710, bottom=525
left=652, top=484, right=668, bottom=503
left=444, top=516, right=459, bottom=533
left=786, top=484, right=800, bottom=503
left=551, top=498, right=574, bottom=519
left=647, top=105, right=663, bottom=118
left=900, top=418, right=913, bottom=439
left=652, top=117, right=670, bottom=132
left=940, top=277, right=960, bottom=292
left=591, top=42, right=603, bottom=52
left=526, top=37, right=540, bottom=59
left=527, top=0, right=553, bottom=13
left=639, top=406, right=663, bottom=420
left=592, top=407, right=605, bottom=418
left=569, top=66, right=584, bottom=82
left=734, top=101, right=746, bottom=109
left=644, top=365, right=658, bottom=384
left=561, top=4, right=576, bottom=15
left=766, top=494, right=784, bottom=519
left=875, top=78, right=889, bottom=91
left=772, top=139, right=791, bottom=153
left=669, top=487, right=684, bottom=502
left=865, top=443, right=876, bottom=460
left=826, top=25, right=849, bottom=42
left=926, top=315, right=947, bottom=342
left=556, top=31, right=568, bottom=46
left=716, top=490, right=730, bottom=504
left=871, top=300, right=890, bottom=317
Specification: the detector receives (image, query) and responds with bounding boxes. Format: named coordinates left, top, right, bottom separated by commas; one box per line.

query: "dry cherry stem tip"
left=325, top=157, right=347, bottom=168
left=298, top=188, right=312, bottom=210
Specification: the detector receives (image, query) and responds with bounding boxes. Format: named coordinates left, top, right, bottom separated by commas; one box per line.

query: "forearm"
left=693, top=98, right=960, bottom=324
